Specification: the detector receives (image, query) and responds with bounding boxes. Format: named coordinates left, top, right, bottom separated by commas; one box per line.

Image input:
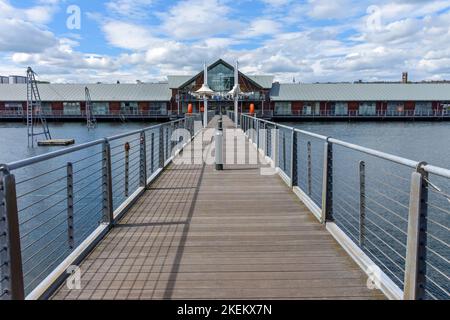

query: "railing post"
left=404, top=163, right=428, bottom=300
left=256, top=120, right=260, bottom=151
left=273, top=126, right=279, bottom=168
left=321, top=140, right=333, bottom=223
left=159, top=126, right=165, bottom=168
left=290, top=129, right=297, bottom=188
left=150, top=132, right=155, bottom=174
left=165, top=126, right=169, bottom=161
left=359, top=161, right=366, bottom=247
left=102, top=139, right=114, bottom=225
left=307, top=142, right=312, bottom=196
left=282, top=131, right=286, bottom=171
left=0, top=167, right=24, bottom=300
left=67, top=162, right=74, bottom=249
left=140, top=131, right=147, bottom=188
left=124, top=142, right=130, bottom=197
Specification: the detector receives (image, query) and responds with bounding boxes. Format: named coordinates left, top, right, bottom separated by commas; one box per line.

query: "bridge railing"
left=234, top=112, right=449, bottom=300
left=0, top=114, right=203, bottom=300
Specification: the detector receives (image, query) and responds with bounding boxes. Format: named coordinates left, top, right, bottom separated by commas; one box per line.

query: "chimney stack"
left=402, top=72, right=408, bottom=83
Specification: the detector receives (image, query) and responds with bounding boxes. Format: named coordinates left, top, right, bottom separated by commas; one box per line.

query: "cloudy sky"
left=1, top=0, right=450, bottom=83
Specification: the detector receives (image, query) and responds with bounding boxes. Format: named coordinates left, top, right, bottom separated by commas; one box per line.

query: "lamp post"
left=228, top=61, right=241, bottom=128
left=196, top=62, right=214, bottom=128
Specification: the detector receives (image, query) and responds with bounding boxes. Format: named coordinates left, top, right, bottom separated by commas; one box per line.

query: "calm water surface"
left=286, top=121, right=450, bottom=168
left=0, top=121, right=158, bottom=164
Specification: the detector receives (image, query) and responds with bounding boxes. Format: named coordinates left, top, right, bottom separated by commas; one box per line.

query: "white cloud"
left=158, top=0, right=239, bottom=39
left=2, top=0, right=450, bottom=83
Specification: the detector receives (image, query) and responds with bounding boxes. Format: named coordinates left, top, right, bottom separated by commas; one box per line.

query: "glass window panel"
left=275, top=102, right=291, bottom=115
left=63, top=102, right=81, bottom=115
left=207, top=63, right=235, bottom=92
left=359, top=102, right=376, bottom=115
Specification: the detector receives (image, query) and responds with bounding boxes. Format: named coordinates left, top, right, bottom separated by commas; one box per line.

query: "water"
left=0, top=121, right=159, bottom=164
left=0, top=120, right=448, bottom=298
left=285, top=121, right=450, bottom=169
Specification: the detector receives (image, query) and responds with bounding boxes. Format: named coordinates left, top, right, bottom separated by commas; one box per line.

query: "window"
left=303, top=102, right=320, bottom=115
left=359, top=102, right=376, bottom=116
left=120, top=102, right=139, bottom=115
left=208, top=63, right=235, bottom=92
left=330, top=102, right=348, bottom=115
left=150, top=102, right=167, bottom=115
left=415, top=102, right=432, bottom=115
left=41, top=102, right=52, bottom=115
left=5, top=102, right=23, bottom=115
left=63, top=102, right=81, bottom=115
left=387, top=102, right=404, bottom=115
left=92, top=102, right=109, bottom=115
left=441, top=102, right=450, bottom=111
left=275, top=102, right=291, bottom=115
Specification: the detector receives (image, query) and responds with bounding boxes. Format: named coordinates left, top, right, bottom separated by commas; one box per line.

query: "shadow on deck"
left=52, top=117, right=385, bottom=300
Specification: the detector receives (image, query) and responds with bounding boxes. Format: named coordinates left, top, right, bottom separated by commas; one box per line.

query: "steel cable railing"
left=0, top=113, right=203, bottom=300
left=233, top=112, right=450, bottom=300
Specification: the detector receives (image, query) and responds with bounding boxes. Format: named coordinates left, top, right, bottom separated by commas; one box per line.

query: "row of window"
left=274, top=102, right=447, bottom=115
left=3, top=102, right=168, bottom=115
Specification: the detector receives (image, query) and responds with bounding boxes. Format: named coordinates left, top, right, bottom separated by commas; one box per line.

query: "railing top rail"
left=3, top=116, right=194, bottom=172
left=240, top=113, right=450, bottom=175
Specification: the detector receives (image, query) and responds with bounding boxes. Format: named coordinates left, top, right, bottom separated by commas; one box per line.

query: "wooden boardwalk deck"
left=52, top=116, right=385, bottom=300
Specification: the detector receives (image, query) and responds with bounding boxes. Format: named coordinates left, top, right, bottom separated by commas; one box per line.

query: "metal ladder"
left=27, top=67, right=51, bottom=147
left=85, top=86, right=97, bottom=130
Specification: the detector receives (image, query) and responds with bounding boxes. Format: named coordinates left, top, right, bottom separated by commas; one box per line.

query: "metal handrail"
left=0, top=114, right=204, bottom=300
left=232, top=111, right=450, bottom=300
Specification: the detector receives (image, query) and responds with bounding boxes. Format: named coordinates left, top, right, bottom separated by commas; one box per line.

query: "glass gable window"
left=275, top=102, right=291, bottom=115
left=92, top=102, right=109, bottom=115
left=121, top=102, right=139, bottom=115
left=208, top=63, right=235, bottom=92
left=63, top=102, right=81, bottom=115
left=359, top=102, right=376, bottom=116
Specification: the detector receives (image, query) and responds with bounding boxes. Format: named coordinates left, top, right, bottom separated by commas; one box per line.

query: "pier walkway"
left=51, top=116, right=384, bottom=300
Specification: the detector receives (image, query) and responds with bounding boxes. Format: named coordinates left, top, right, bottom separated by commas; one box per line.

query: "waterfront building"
left=0, top=59, right=449, bottom=120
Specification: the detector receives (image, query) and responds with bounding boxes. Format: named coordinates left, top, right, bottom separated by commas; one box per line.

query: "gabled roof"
left=270, top=83, right=450, bottom=101
left=0, top=83, right=171, bottom=102
left=168, top=59, right=274, bottom=90
left=167, top=76, right=193, bottom=89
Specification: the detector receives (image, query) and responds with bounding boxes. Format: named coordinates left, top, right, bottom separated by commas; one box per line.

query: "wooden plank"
left=51, top=116, right=385, bottom=300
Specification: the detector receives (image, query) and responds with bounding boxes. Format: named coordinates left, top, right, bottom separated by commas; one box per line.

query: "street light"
left=195, top=62, right=214, bottom=128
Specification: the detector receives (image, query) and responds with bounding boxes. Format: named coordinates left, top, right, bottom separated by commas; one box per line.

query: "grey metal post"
left=307, top=142, right=312, bottom=196
left=67, top=162, right=74, bottom=249
left=256, top=120, right=260, bottom=151
left=321, top=141, right=333, bottom=223
left=282, top=132, right=286, bottom=171
left=359, top=161, right=366, bottom=247
left=0, top=169, right=24, bottom=300
left=290, top=129, right=298, bottom=188
left=150, top=132, right=155, bottom=174
left=140, top=131, right=147, bottom=188
left=215, top=117, right=224, bottom=171
left=159, top=126, right=164, bottom=168
left=404, top=164, right=428, bottom=300
left=273, top=127, right=279, bottom=168
left=102, top=140, right=114, bottom=225
left=124, top=142, right=130, bottom=197
left=165, top=126, right=169, bottom=161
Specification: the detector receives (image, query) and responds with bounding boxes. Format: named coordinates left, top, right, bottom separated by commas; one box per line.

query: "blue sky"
left=1, top=0, right=450, bottom=83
